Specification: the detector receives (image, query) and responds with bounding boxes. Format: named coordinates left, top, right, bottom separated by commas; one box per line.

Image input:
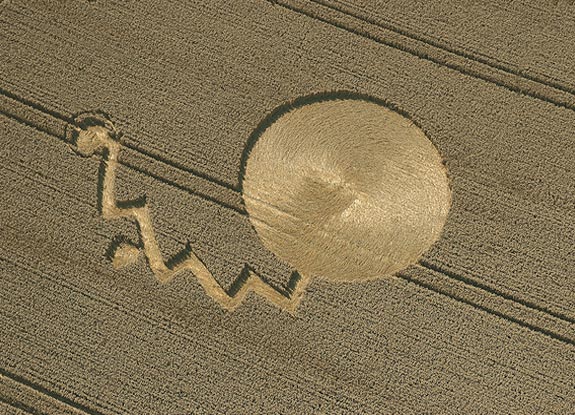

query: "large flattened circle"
left=242, top=97, right=451, bottom=282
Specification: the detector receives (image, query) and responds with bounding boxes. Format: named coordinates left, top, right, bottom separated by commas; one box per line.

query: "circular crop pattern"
left=242, top=96, right=451, bottom=282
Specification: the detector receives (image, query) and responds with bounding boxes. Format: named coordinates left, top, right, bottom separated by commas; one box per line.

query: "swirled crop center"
left=242, top=98, right=451, bottom=282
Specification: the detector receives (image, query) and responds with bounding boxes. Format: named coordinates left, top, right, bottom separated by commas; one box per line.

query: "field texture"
left=1, top=0, right=575, bottom=414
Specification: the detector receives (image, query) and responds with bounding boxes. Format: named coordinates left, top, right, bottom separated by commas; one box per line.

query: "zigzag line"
left=74, top=124, right=309, bottom=312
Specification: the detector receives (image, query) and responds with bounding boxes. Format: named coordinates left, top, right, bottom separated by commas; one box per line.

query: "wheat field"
left=1, top=0, right=575, bottom=414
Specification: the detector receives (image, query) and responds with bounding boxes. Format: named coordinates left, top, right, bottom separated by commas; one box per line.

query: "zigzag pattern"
left=74, top=124, right=309, bottom=312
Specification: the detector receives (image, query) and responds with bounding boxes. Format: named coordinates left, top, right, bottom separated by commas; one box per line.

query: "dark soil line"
left=0, top=367, right=108, bottom=415
left=419, top=259, right=575, bottom=325
left=0, top=87, right=240, bottom=194
left=396, top=272, right=575, bottom=347
left=0, top=104, right=247, bottom=216
left=310, top=0, right=575, bottom=99
left=122, top=139, right=238, bottom=192
left=271, top=0, right=575, bottom=112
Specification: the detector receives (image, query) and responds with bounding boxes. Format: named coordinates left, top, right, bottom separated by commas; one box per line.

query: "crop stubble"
left=1, top=0, right=575, bottom=414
